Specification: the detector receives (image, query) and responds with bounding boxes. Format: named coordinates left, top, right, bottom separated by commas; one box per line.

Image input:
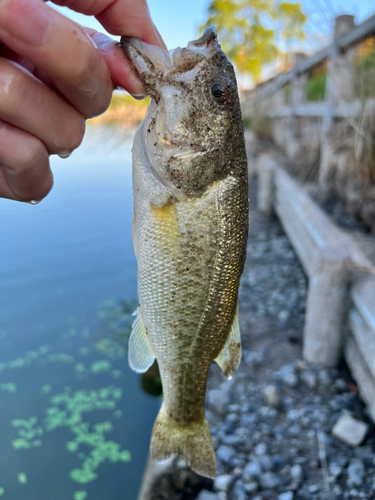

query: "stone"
left=217, top=493, right=227, bottom=500
left=279, top=493, right=294, bottom=500
left=290, top=464, right=303, bottom=483
left=216, top=445, right=235, bottom=464
left=264, top=384, right=281, bottom=408
left=196, top=491, right=218, bottom=500
left=347, top=459, right=365, bottom=486
left=332, top=414, right=368, bottom=446
left=300, top=370, right=317, bottom=389
left=244, top=481, right=258, bottom=493
left=243, top=460, right=262, bottom=479
left=329, top=463, right=343, bottom=478
left=255, top=442, right=267, bottom=455
left=260, top=471, right=280, bottom=489
left=214, top=475, right=233, bottom=493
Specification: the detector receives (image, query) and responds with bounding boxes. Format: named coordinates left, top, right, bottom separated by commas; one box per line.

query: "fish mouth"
left=120, top=27, right=220, bottom=86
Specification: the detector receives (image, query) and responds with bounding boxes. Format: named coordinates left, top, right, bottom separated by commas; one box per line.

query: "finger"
left=51, top=0, right=167, bottom=48
left=0, top=120, right=53, bottom=202
left=86, top=30, right=147, bottom=97
left=0, top=58, right=85, bottom=155
left=0, top=0, right=113, bottom=119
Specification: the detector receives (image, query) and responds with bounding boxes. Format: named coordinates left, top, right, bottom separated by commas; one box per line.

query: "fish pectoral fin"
left=128, top=308, right=155, bottom=373
left=215, top=304, right=242, bottom=379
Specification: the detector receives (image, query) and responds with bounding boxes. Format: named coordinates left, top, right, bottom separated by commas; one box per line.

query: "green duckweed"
left=47, top=354, right=74, bottom=364
left=12, top=417, right=43, bottom=449
left=73, top=491, right=87, bottom=500
left=0, top=383, right=17, bottom=393
left=0, top=487, right=4, bottom=496
left=17, top=473, right=27, bottom=485
left=41, top=385, right=52, bottom=395
left=90, top=360, right=112, bottom=374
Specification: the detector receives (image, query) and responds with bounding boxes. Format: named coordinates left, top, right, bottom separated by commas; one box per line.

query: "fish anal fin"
left=128, top=308, right=155, bottom=373
left=150, top=406, right=216, bottom=479
left=215, top=305, right=242, bottom=379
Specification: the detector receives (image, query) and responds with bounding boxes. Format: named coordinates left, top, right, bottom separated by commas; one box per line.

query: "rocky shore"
left=142, top=180, right=375, bottom=500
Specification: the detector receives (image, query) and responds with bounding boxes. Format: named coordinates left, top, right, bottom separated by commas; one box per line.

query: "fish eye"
left=211, top=82, right=231, bottom=104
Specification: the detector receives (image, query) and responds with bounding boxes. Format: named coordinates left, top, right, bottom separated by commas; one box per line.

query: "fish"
left=121, top=27, right=248, bottom=479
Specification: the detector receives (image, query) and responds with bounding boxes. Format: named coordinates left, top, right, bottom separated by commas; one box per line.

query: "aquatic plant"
left=73, top=491, right=87, bottom=500
left=12, top=416, right=43, bottom=449
left=17, top=473, right=27, bottom=485
left=0, top=383, right=17, bottom=393
left=90, top=360, right=112, bottom=374
left=0, top=487, right=4, bottom=495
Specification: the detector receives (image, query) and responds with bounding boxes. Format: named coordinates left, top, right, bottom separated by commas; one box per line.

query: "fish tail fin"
left=150, top=406, right=216, bottom=478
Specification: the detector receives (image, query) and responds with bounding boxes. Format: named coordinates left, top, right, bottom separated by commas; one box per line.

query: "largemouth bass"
left=121, top=27, right=248, bottom=478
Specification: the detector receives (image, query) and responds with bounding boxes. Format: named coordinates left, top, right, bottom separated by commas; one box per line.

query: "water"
left=0, top=127, right=160, bottom=500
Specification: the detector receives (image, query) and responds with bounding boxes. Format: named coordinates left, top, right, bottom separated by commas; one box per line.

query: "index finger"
left=51, top=0, right=166, bottom=48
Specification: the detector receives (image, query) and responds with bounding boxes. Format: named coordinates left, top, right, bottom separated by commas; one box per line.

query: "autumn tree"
left=200, top=0, right=307, bottom=81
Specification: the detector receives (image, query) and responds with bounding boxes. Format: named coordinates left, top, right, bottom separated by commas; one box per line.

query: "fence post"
left=319, top=15, right=355, bottom=185
left=285, top=53, right=308, bottom=159
left=303, top=247, right=350, bottom=366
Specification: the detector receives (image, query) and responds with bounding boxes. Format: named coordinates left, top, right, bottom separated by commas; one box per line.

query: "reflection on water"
left=0, top=126, right=160, bottom=500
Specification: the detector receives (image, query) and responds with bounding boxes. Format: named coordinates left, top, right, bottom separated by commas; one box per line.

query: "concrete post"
left=257, top=156, right=276, bottom=214
left=319, top=15, right=355, bottom=185
left=285, top=53, right=308, bottom=159
left=303, top=247, right=350, bottom=366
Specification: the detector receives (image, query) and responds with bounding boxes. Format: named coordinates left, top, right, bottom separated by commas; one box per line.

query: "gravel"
left=143, top=179, right=375, bottom=500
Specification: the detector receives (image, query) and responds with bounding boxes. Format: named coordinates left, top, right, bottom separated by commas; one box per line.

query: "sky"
left=49, top=0, right=375, bottom=51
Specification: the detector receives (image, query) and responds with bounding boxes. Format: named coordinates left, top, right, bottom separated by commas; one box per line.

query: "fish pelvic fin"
left=128, top=307, right=155, bottom=373
left=150, top=406, right=216, bottom=479
left=215, top=303, right=242, bottom=379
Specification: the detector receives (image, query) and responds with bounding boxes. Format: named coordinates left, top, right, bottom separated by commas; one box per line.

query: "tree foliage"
left=200, top=0, right=307, bottom=81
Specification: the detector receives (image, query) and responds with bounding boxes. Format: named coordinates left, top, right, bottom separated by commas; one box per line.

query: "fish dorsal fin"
left=215, top=304, right=242, bottom=379
left=128, top=308, right=155, bottom=373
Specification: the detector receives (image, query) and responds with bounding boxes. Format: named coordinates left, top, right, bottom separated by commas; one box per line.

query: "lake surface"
left=0, top=126, right=160, bottom=500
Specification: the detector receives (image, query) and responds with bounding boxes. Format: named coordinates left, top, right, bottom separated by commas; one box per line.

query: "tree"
left=200, top=0, right=307, bottom=82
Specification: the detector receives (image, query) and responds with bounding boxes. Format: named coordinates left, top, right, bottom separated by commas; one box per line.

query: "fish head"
left=121, top=27, right=245, bottom=201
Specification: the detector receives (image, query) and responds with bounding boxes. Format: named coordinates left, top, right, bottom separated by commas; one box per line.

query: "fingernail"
left=57, top=151, right=72, bottom=159
left=130, top=93, right=148, bottom=100
left=28, top=199, right=41, bottom=205
left=4, top=0, right=52, bottom=47
left=153, top=23, right=168, bottom=51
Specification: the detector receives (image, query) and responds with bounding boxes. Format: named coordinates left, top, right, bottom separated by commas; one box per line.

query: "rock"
left=290, top=464, right=303, bottom=483
left=264, top=384, right=281, bottom=408
left=278, top=365, right=298, bottom=387
left=332, top=414, right=368, bottom=446
left=217, top=493, right=227, bottom=500
left=329, top=463, right=343, bottom=478
left=287, top=424, right=301, bottom=437
left=260, top=471, right=280, bottom=489
left=243, top=481, right=258, bottom=493
left=216, top=445, right=235, bottom=464
left=230, top=485, right=247, bottom=500
left=308, top=485, right=319, bottom=493
left=255, top=442, right=267, bottom=455
left=258, top=455, right=273, bottom=472
left=214, top=475, right=233, bottom=493
left=279, top=493, right=294, bottom=500
left=196, top=490, right=218, bottom=500
left=300, top=370, right=317, bottom=389
left=347, top=459, right=365, bottom=486
left=243, top=460, right=262, bottom=480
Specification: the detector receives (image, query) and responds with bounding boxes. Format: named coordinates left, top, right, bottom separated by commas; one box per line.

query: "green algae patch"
left=90, top=360, right=112, bottom=375
left=110, top=370, right=122, bottom=379
left=17, top=473, right=27, bottom=485
left=48, top=354, right=74, bottom=364
left=79, top=347, right=90, bottom=356
left=0, top=383, right=17, bottom=393
left=12, top=417, right=43, bottom=449
left=60, top=328, right=77, bottom=340
left=0, top=487, right=4, bottom=496
left=68, top=420, right=131, bottom=484
left=113, top=410, right=123, bottom=419
left=41, top=385, right=52, bottom=395
left=73, top=491, right=87, bottom=500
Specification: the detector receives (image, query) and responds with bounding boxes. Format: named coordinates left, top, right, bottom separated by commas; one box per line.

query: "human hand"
left=0, top=0, right=165, bottom=202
